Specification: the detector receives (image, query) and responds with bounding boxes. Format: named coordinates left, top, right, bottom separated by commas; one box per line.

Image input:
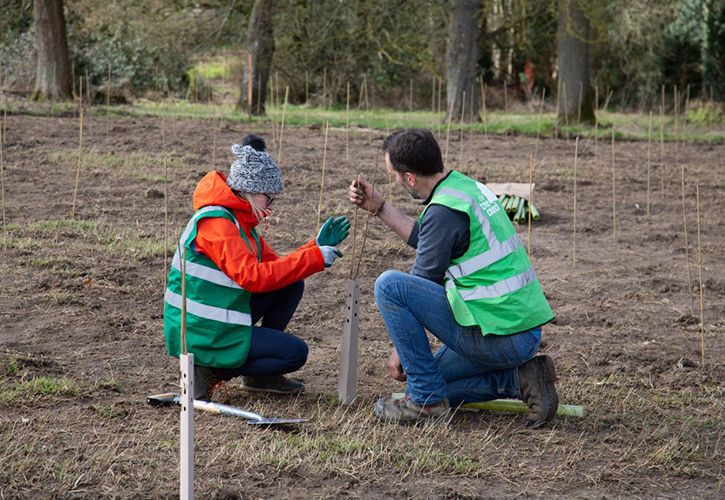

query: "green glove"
left=316, top=216, right=351, bottom=247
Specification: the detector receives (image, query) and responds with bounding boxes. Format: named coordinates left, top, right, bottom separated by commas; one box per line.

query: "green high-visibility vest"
left=421, top=171, right=554, bottom=335
left=164, top=205, right=261, bottom=368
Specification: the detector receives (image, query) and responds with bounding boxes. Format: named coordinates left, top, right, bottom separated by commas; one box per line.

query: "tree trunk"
left=33, top=0, right=71, bottom=99
left=446, top=0, right=481, bottom=122
left=240, top=0, right=276, bottom=115
left=556, top=0, right=595, bottom=125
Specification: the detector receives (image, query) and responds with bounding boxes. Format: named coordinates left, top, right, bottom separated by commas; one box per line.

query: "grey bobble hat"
left=227, top=135, right=284, bottom=194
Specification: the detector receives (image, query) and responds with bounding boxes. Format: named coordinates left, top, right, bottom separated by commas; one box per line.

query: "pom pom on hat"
left=227, top=135, right=283, bottom=194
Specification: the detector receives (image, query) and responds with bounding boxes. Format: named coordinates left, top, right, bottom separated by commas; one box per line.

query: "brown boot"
left=518, top=355, right=559, bottom=428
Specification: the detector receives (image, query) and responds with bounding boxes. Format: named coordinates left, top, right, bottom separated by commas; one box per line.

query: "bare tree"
left=446, top=0, right=481, bottom=122
left=240, top=0, right=276, bottom=115
left=557, top=0, right=595, bottom=125
left=33, top=0, right=71, bottom=99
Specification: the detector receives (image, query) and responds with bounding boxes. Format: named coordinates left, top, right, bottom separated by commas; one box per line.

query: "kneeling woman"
left=164, top=135, right=349, bottom=399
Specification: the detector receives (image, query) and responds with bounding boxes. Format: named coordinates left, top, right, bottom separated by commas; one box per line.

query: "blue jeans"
left=374, top=270, right=541, bottom=406
left=214, top=280, right=308, bottom=380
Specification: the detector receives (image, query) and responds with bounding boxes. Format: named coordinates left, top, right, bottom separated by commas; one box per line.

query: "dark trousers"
left=214, top=281, right=308, bottom=380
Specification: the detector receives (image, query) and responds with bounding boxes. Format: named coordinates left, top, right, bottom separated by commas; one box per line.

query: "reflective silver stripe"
left=179, top=205, right=240, bottom=245
left=165, top=289, right=251, bottom=326
left=172, top=252, right=241, bottom=289
left=457, top=267, right=538, bottom=301
left=436, top=187, right=496, bottom=246
left=447, top=235, right=522, bottom=280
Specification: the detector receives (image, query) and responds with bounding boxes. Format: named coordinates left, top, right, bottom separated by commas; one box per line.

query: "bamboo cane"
left=594, top=85, right=598, bottom=156
left=674, top=85, right=679, bottom=171
left=71, top=79, right=84, bottom=219
left=277, top=86, right=289, bottom=163
left=409, top=78, right=413, bottom=112
left=317, top=121, right=330, bottom=229
left=562, top=81, right=569, bottom=141
left=527, top=153, right=534, bottom=256
left=106, top=63, right=111, bottom=137
left=1, top=109, right=5, bottom=252
left=611, top=127, right=616, bottom=240
left=322, top=67, right=327, bottom=109
left=163, top=115, right=168, bottom=287
left=346, top=81, right=350, bottom=161
left=305, top=70, right=309, bottom=104
left=459, top=91, right=466, bottom=166
left=533, top=88, right=546, bottom=161
left=647, top=111, right=652, bottom=217
left=349, top=175, right=361, bottom=279
left=696, top=184, right=705, bottom=366
left=577, top=81, right=583, bottom=124
left=573, top=137, right=578, bottom=266
left=444, top=97, right=454, bottom=165
left=681, top=165, right=694, bottom=312
left=437, top=76, right=443, bottom=136
left=503, top=81, right=508, bottom=113
left=659, top=104, right=665, bottom=198
left=355, top=149, right=380, bottom=278
left=684, top=84, right=690, bottom=126
left=481, top=80, right=488, bottom=140
left=247, top=53, right=253, bottom=120
left=554, top=81, right=560, bottom=139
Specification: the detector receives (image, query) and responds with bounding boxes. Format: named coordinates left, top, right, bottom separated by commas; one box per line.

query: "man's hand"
left=349, top=176, right=384, bottom=214
left=316, top=216, right=351, bottom=247
left=387, top=347, right=406, bottom=382
left=319, top=246, right=343, bottom=268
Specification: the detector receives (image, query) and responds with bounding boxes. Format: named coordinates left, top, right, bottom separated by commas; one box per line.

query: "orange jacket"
left=192, top=171, right=324, bottom=293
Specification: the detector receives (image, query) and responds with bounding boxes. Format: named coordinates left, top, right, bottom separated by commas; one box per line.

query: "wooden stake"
left=345, top=82, right=350, bottom=161
left=674, top=85, right=679, bottom=170
left=317, top=121, right=330, bottom=228
left=409, top=78, right=413, bottom=112
left=527, top=153, right=534, bottom=256
left=71, top=79, right=84, bottom=219
left=647, top=111, right=652, bottom=217
left=256, top=72, right=261, bottom=115
left=277, top=86, right=289, bottom=163
left=163, top=115, right=169, bottom=287
left=684, top=84, right=690, bottom=126
left=695, top=184, right=704, bottom=366
left=681, top=165, right=694, bottom=311
left=572, top=137, right=578, bottom=266
left=611, top=128, right=616, bottom=240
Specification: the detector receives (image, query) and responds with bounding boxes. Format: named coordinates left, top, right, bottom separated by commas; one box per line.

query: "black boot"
left=240, top=375, right=305, bottom=394
left=518, top=355, right=559, bottom=428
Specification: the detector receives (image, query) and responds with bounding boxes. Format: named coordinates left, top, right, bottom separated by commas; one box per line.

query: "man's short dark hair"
left=382, top=129, right=444, bottom=177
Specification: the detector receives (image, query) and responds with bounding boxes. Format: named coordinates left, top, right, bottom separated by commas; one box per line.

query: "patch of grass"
left=5, top=358, right=19, bottom=376
left=0, top=376, right=82, bottom=403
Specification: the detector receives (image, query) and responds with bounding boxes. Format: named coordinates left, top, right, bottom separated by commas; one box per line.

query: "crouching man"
left=349, top=129, right=558, bottom=427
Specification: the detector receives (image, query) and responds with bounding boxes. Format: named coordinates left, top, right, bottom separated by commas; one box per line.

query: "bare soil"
left=0, top=112, right=723, bottom=498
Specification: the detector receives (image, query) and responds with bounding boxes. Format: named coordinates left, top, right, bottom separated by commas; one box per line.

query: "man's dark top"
left=406, top=172, right=471, bottom=284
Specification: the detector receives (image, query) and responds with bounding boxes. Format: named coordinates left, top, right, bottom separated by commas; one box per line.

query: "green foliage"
left=703, top=1, right=725, bottom=100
